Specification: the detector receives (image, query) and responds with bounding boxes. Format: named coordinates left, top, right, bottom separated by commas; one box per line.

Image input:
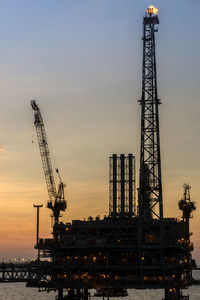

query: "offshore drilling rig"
left=27, top=5, right=196, bottom=300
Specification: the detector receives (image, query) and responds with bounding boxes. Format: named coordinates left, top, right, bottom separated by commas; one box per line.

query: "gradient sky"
left=0, top=0, right=199, bottom=263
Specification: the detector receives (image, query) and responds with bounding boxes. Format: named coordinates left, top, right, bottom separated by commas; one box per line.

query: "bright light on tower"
left=146, top=5, right=159, bottom=15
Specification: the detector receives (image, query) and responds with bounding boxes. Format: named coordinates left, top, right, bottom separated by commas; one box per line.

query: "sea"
left=0, top=270, right=199, bottom=300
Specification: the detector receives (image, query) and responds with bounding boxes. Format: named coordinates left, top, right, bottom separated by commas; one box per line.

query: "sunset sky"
left=0, top=0, right=199, bottom=263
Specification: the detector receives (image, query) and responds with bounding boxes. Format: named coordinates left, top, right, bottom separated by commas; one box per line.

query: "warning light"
left=146, top=5, right=159, bottom=15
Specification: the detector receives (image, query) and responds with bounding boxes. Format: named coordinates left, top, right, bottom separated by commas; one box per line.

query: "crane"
left=31, top=100, right=67, bottom=226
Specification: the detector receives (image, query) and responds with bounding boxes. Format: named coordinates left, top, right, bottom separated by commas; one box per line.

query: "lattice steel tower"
left=138, top=5, right=164, bottom=278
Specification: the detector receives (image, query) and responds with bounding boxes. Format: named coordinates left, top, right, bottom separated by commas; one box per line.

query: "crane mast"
left=31, top=100, right=66, bottom=226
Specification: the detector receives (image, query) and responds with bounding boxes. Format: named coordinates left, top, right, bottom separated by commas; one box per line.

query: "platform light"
left=146, top=5, right=159, bottom=15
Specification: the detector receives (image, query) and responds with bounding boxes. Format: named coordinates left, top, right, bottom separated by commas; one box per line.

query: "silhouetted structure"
left=31, top=100, right=66, bottom=227
left=109, top=154, right=136, bottom=217
left=24, top=6, right=196, bottom=300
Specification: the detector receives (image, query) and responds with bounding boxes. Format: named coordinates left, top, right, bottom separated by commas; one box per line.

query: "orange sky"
left=0, top=0, right=199, bottom=265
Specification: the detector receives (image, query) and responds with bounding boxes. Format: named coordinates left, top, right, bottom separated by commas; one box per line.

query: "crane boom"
left=31, top=100, right=66, bottom=225
left=31, top=100, right=56, bottom=202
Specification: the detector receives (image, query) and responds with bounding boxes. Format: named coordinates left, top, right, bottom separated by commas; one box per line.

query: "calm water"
left=0, top=271, right=199, bottom=300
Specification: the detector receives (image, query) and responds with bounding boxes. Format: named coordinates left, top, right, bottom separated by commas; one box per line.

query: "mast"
left=138, top=5, right=164, bottom=282
left=139, top=4, right=162, bottom=222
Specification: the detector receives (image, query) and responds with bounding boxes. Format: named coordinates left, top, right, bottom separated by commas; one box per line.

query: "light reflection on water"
left=0, top=270, right=199, bottom=300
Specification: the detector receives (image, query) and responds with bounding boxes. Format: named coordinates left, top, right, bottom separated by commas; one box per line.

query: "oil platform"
left=25, top=5, right=196, bottom=300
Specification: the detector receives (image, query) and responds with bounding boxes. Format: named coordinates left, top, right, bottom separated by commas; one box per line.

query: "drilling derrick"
left=139, top=5, right=162, bottom=226
left=138, top=5, right=164, bottom=282
left=31, top=100, right=66, bottom=227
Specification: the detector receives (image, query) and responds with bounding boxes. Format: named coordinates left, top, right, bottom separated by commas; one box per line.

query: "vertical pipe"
left=128, top=154, right=133, bottom=215
left=37, top=207, right=39, bottom=245
left=112, top=154, right=117, bottom=216
left=33, top=204, right=43, bottom=260
left=133, top=156, right=136, bottom=215
left=109, top=157, right=112, bottom=215
left=120, top=154, right=125, bottom=215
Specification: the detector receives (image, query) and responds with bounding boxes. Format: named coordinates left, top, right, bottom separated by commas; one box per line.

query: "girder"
left=0, top=263, right=39, bottom=283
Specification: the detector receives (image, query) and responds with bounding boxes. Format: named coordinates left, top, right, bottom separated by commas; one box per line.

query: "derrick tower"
left=138, top=4, right=164, bottom=278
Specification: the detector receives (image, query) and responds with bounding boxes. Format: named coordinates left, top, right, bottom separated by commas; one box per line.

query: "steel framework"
left=0, top=263, right=39, bottom=282
left=138, top=8, right=165, bottom=286
left=24, top=7, right=195, bottom=300
left=109, top=154, right=136, bottom=217
left=31, top=100, right=66, bottom=225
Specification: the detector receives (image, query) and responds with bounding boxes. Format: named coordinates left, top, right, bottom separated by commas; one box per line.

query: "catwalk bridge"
left=0, top=262, right=40, bottom=283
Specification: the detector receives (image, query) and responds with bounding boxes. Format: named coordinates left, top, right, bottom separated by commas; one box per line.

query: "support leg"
left=57, top=288, right=64, bottom=300
left=83, top=288, right=89, bottom=300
